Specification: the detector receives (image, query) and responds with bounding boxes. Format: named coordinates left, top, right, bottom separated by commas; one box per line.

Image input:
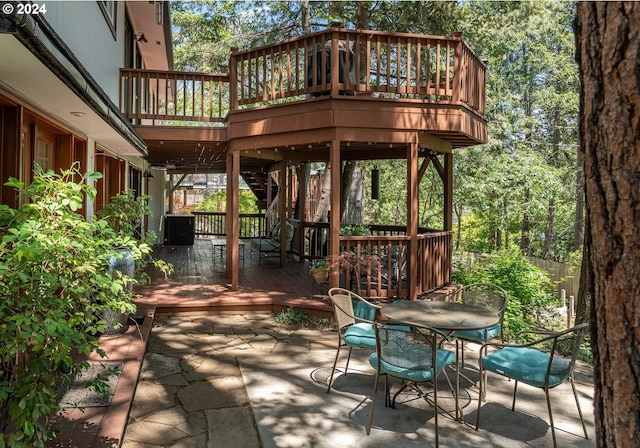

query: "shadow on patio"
left=121, top=314, right=596, bottom=448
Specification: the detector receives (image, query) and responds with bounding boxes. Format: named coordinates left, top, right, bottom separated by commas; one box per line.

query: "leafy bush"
left=453, top=249, right=557, bottom=340
left=194, top=189, right=258, bottom=214
left=0, top=166, right=164, bottom=447
left=98, top=190, right=173, bottom=284
left=274, top=307, right=311, bottom=328
left=340, top=224, right=370, bottom=236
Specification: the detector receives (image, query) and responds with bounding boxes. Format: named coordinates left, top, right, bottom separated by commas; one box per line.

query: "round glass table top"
left=381, top=300, right=499, bottom=332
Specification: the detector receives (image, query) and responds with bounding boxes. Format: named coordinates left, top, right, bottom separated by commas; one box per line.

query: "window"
left=98, top=1, right=117, bottom=39
left=35, top=139, right=53, bottom=171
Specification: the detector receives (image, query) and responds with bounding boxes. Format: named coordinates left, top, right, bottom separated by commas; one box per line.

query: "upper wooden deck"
left=120, top=28, right=487, bottom=171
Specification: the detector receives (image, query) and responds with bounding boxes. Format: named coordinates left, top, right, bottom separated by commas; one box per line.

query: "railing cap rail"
left=120, top=67, right=229, bottom=79
left=230, top=27, right=470, bottom=57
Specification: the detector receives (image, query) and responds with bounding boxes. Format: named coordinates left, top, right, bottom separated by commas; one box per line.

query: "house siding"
left=43, top=1, right=125, bottom=104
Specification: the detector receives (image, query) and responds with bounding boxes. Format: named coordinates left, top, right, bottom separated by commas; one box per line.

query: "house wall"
left=43, top=1, right=125, bottom=104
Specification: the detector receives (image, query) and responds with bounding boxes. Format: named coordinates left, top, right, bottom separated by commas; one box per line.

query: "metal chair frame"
left=326, top=287, right=381, bottom=393
left=367, top=321, right=456, bottom=447
left=446, top=283, right=509, bottom=367
left=476, top=322, right=590, bottom=448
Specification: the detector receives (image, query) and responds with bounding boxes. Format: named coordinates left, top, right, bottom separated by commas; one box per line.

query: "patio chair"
left=475, top=322, right=590, bottom=448
left=447, top=283, right=509, bottom=366
left=367, top=322, right=456, bottom=446
left=326, top=287, right=380, bottom=393
left=250, top=220, right=296, bottom=264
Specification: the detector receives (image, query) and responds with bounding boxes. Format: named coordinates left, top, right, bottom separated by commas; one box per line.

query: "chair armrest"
left=480, top=324, right=584, bottom=353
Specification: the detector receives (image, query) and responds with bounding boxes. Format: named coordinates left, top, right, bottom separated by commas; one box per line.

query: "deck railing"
left=338, top=231, right=452, bottom=297
left=194, top=212, right=266, bottom=238
left=231, top=29, right=485, bottom=115
left=297, top=221, right=451, bottom=297
left=120, top=69, right=229, bottom=123
left=192, top=214, right=450, bottom=296
left=120, top=29, right=485, bottom=122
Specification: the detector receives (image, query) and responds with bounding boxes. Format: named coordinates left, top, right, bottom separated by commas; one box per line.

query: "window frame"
left=98, top=1, right=117, bottom=39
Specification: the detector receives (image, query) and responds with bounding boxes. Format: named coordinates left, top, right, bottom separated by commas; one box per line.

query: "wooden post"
left=329, top=140, right=341, bottom=288
left=226, top=150, right=240, bottom=289
left=229, top=47, right=239, bottom=112
left=443, top=152, right=453, bottom=232
left=330, top=33, right=340, bottom=97
left=444, top=152, right=453, bottom=285
left=298, top=163, right=308, bottom=221
left=279, top=165, right=287, bottom=267
left=407, top=142, right=419, bottom=300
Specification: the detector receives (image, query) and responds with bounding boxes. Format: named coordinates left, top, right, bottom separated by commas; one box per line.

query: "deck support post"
left=407, top=141, right=419, bottom=300
left=226, top=150, right=240, bottom=289
left=279, top=164, right=288, bottom=267
left=329, top=139, right=341, bottom=288
left=443, top=152, right=453, bottom=283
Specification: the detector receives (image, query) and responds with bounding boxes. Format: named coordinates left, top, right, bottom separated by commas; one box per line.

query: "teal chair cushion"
left=344, top=322, right=376, bottom=348
left=482, top=346, right=572, bottom=388
left=454, top=324, right=501, bottom=342
left=368, top=349, right=455, bottom=382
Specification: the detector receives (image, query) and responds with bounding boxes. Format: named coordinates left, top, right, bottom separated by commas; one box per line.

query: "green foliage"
left=452, top=1, right=580, bottom=262
left=194, top=189, right=258, bottom=214
left=309, top=258, right=329, bottom=274
left=452, top=249, right=557, bottom=340
left=274, top=307, right=311, bottom=328
left=98, top=190, right=173, bottom=284
left=0, top=166, right=130, bottom=446
left=339, top=224, right=370, bottom=236
left=0, top=165, right=171, bottom=447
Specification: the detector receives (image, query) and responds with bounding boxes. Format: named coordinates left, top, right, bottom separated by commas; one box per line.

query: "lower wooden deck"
left=134, top=238, right=334, bottom=318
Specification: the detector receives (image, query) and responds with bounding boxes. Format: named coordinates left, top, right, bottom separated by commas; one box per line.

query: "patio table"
left=211, top=238, right=246, bottom=267
left=381, top=300, right=500, bottom=420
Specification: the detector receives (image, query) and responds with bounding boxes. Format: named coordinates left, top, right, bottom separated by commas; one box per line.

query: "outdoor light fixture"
left=136, top=32, right=148, bottom=43
left=371, top=167, right=380, bottom=200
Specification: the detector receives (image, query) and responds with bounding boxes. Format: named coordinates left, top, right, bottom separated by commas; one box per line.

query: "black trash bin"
left=307, top=41, right=355, bottom=94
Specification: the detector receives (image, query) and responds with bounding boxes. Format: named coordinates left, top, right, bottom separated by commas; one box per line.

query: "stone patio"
left=120, top=314, right=596, bottom=448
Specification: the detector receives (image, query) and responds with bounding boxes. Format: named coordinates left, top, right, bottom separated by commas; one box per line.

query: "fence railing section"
left=416, top=231, right=452, bottom=294
left=231, top=29, right=485, bottom=115
left=297, top=222, right=450, bottom=297
left=339, top=235, right=410, bottom=298
left=120, top=69, right=229, bottom=123
left=193, top=212, right=265, bottom=238
left=120, top=29, right=485, bottom=122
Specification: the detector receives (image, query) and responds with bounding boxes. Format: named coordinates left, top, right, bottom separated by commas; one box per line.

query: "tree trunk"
left=575, top=3, right=640, bottom=446
left=542, top=197, right=555, bottom=259
left=344, top=167, right=366, bottom=224
left=575, top=240, right=590, bottom=326
left=520, top=189, right=531, bottom=254
left=313, top=164, right=331, bottom=222
left=341, top=161, right=357, bottom=222
left=454, top=202, right=462, bottom=251
left=301, top=0, right=310, bottom=34
left=574, top=147, right=585, bottom=251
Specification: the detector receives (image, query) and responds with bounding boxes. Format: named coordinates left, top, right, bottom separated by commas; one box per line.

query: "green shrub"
left=194, top=189, right=258, bottom=214
left=453, top=249, right=557, bottom=340
left=0, top=165, right=167, bottom=447
left=274, top=307, right=311, bottom=328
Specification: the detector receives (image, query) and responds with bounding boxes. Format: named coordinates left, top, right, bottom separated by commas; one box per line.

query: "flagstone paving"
left=120, top=314, right=596, bottom=448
